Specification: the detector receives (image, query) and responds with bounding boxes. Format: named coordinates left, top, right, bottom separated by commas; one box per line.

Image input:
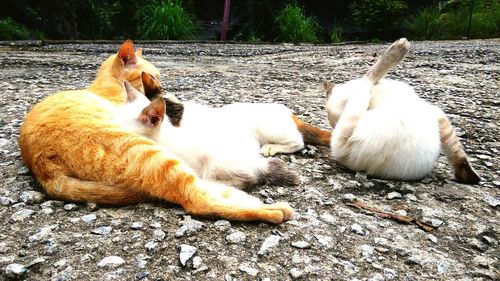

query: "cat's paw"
left=264, top=202, right=294, bottom=223
left=261, top=144, right=278, bottom=156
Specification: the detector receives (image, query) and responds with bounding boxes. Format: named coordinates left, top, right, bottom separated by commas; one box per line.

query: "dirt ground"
left=0, top=39, right=498, bottom=280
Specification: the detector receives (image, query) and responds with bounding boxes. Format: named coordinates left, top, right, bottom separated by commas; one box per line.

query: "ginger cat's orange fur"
left=19, top=40, right=293, bottom=224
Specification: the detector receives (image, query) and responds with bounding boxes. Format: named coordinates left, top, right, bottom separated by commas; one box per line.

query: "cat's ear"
left=135, top=48, right=143, bottom=58
left=138, top=97, right=165, bottom=128
left=118, top=39, right=137, bottom=66
left=124, top=81, right=143, bottom=103
left=141, top=71, right=162, bottom=100
left=323, top=81, right=335, bottom=99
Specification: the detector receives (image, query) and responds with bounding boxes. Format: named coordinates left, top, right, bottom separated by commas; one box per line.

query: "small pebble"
left=98, top=256, right=125, bottom=267
left=153, top=229, right=166, bottom=241
left=91, top=226, right=112, bottom=235
left=351, top=223, right=365, bottom=235
left=11, top=208, right=35, bottom=222
left=145, top=241, right=157, bottom=252
left=192, top=256, right=203, bottom=269
left=63, top=203, right=78, bottom=211
left=404, top=194, right=417, bottom=201
left=427, top=234, right=438, bottom=243
left=0, top=196, right=15, bottom=206
left=179, top=244, right=197, bottom=267
left=360, top=244, right=374, bottom=257
left=214, top=220, right=231, bottom=232
left=226, top=231, right=246, bottom=244
left=81, top=214, right=97, bottom=223
left=291, top=240, right=310, bottom=249
left=342, top=193, right=357, bottom=202
left=239, top=263, right=259, bottom=276
left=5, top=263, right=27, bottom=278
left=258, top=235, right=281, bottom=256
left=130, top=222, right=144, bottom=230
left=289, top=268, right=304, bottom=279
left=387, top=192, right=402, bottom=200
left=383, top=268, right=397, bottom=280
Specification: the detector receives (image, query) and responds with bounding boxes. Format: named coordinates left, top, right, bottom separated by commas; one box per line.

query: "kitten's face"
left=117, top=81, right=165, bottom=140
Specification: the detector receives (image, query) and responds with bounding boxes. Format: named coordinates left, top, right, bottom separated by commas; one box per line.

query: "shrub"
left=275, top=3, right=320, bottom=43
left=0, top=17, right=29, bottom=40
left=349, top=0, right=407, bottom=31
left=330, top=25, right=343, bottom=43
left=405, top=5, right=444, bottom=40
left=136, top=0, right=198, bottom=40
left=87, top=0, right=121, bottom=39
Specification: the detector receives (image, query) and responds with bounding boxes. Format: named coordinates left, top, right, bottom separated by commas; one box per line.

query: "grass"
left=275, top=3, right=320, bottom=43
left=405, top=6, right=444, bottom=40
left=406, top=0, right=499, bottom=39
left=0, top=17, right=29, bottom=40
left=136, top=0, right=197, bottom=40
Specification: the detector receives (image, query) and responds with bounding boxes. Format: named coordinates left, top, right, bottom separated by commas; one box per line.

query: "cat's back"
left=20, top=90, right=121, bottom=165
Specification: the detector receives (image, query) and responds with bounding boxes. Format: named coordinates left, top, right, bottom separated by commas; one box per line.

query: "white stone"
left=98, top=256, right=125, bottom=267
left=239, top=263, right=259, bottom=276
left=81, top=214, right=97, bottom=223
left=179, top=244, right=197, bottom=266
left=5, top=263, right=27, bottom=277
left=258, top=235, right=281, bottom=256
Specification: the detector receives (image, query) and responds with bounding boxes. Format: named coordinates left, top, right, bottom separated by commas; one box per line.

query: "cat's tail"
left=364, top=38, right=410, bottom=85
left=291, top=114, right=331, bottom=146
left=43, top=175, right=148, bottom=205
left=433, top=106, right=480, bottom=184
left=260, top=158, right=299, bottom=186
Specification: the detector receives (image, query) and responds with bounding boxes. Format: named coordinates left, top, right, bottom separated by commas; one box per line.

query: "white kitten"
left=324, top=38, right=480, bottom=184
left=121, top=81, right=298, bottom=188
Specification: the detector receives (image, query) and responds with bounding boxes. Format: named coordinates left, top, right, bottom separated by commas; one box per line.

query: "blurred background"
left=0, top=0, right=498, bottom=42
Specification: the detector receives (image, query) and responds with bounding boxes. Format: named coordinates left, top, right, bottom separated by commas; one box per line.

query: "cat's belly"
left=332, top=109, right=441, bottom=180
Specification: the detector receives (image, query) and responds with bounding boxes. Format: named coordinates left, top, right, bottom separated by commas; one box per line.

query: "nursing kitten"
left=122, top=81, right=299, bottom=188
left=324, top=38, right=480, bottom=184
left=160, top=96, right=332, bottom=157
left=19, top=40, right=293, bottom=224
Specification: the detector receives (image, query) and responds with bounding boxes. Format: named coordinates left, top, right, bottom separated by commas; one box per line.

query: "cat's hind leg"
left=433, top=106, right=480, bottom=184
left=259, top=158, right=299, bottom=186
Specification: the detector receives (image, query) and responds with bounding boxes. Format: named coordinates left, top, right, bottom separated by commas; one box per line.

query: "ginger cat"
left=120, top=80, right=299, bottom=188
left=324, top=38, right=480, bottom=184
left=19, top=40, right=293, bottom=224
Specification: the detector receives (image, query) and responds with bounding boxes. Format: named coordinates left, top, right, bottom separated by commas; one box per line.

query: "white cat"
left=324, top=38, right=480, bottom=184
left=163, top=97, right=331, bottom=157
left=119, top=81, right=299, bottom=188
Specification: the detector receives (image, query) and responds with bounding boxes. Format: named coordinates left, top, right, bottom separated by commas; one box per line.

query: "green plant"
left=0, top=17, right=29, bottom=40
left=405, top=5, right=444, bottom=40
left=136, top=0, right=198, bottom=40
left=349, top=0, right=407, bottom=30
left=87, top=0, right=121, bottom=39
left=275, top=3, right=320, bottom=43
left=330, top=25, right=343, bottom=43
left=248, top=31, right=262, bottom=43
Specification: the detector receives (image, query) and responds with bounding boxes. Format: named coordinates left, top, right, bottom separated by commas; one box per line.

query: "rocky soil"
left=0, top=39, right=498, bottom=280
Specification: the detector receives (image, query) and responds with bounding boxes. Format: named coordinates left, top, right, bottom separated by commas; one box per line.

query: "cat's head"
left=117, top=81, right=166, bottom=140
left=97, top=40, right=161, bottom=95
left=323, top=80, right=347, bottom=128
left=140, top=72, right=185, bottom=128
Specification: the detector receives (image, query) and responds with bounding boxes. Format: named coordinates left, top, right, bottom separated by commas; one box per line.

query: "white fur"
left=179, top=102, right=304, bottom=156
left=117, top=94, right=297, bottom=187
left=326, top=78, right=441, bottom=180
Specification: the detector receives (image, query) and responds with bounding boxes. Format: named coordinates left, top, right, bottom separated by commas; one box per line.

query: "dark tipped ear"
left=323, top=81, right=335, bottom=98
left=118, top=40, right=137, bottom=66
left=124, top=81, right=142, bottom=103
left=138, top=97, right=165, bottom=128
left=142, top=71, right=162, bottom=100
left=135, top=48, right=143, bottom=58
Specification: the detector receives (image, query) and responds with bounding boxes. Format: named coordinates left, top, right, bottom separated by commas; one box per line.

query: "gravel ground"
left=0, top=40, right=498, bottom=280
